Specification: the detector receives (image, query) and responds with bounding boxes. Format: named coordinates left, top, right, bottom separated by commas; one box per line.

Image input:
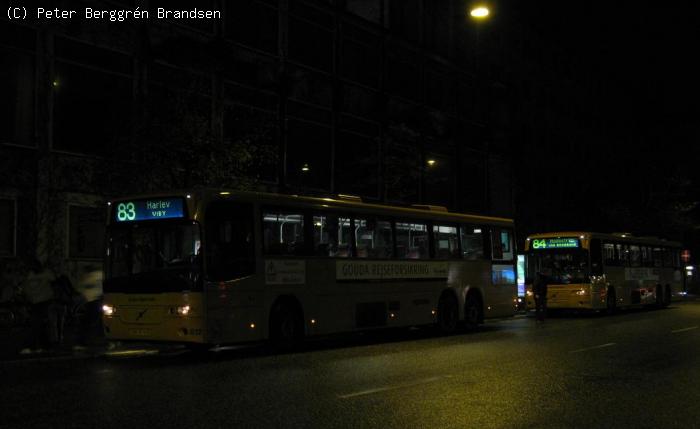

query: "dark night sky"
left=524, top=1, right=700, bottom=150
left=504, top=1, right=699, bottom=239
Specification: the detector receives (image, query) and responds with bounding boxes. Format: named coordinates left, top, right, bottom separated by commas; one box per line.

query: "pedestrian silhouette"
left=533, top=270, right=549, bottom=322
left=49, top=274, right=74, bottom=348
left=21, top=260, right=55, bottom=353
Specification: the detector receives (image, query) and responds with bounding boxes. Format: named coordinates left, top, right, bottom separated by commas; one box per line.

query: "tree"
left=109, top=85, right=277, bottom=193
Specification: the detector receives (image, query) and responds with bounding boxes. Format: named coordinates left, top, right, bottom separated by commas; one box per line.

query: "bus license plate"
left=130, top=328, right=151, bottom=336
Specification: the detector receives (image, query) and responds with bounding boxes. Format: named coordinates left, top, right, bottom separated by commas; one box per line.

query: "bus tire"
left=269, top=300, right=304, bottom=352
left=464, top=293, right=482, bottom=332
left=606, top=288, right=617, bottom=315
left=437, top=292, right=459, bottom=334
left=655, top=285, right=664, bottom=308
left=663, top=285, right=671, bottom=307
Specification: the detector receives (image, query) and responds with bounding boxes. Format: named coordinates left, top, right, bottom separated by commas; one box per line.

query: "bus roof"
left=526, top=231, right=681, bottom=248
left=109, top=188, right=514, bottom=226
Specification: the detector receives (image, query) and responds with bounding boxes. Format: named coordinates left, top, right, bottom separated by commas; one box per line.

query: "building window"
left=384, top=140, right=420, bottom=203
left=53, top=61, right=132, bottom=155
left=0, top=199, right=16, bottom=257
left=286, top=119, right=332, bottom=191
left=68, top=206, right=105, bottom=259
left=289, top=17, right=333, bottom=71
left=388, top=0, right=420, bottom=43
left=424, top=153, right=451, bottom=207
left=335, top=131, right=379, bottom=198
left=225, top=0, right=278, bottom=54
left=460, top=152, right=486, bottom=213
left=0, top=50, right=34, bottom=146
left=340, top=26, right=381, bottom=87
left=346, top=0, right=383, bottom=23
left=288, top=66, right=333, bottom=108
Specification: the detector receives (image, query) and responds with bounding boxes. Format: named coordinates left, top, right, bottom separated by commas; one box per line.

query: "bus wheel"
left=655, top=285, right=664, bottom=308
left=606, top=288, right=617, bottom=315
left=464, top=294, right=482, bottom=332
left=663, top=285, right=671, bottom=307
left=270, top=302, right=303, bottom=352
left=437, top=293, right=459, bottom=334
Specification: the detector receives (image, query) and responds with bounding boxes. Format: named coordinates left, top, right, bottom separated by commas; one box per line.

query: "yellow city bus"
left=102, top=189, right=518, bottom=349
left=524, top=232, right=682, bottom=312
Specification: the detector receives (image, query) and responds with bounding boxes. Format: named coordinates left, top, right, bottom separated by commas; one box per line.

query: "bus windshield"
left=527, top=249, right=589, bottom=284
left=105, top=221, right=202, bottom=293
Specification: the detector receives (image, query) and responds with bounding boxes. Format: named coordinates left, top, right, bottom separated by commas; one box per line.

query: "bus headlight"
left=526, top=290, right=534, bottom=297
left=575, top=289, right=587, bottom=296
left=102, top=305, right=115, bottom=316
left=177, top=305, right=191, bottom=316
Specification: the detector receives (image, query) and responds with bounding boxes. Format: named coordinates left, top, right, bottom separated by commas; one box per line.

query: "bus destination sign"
left=114, top=197, right=185, bottom=222
left=531, top=238, right=580, bottom=250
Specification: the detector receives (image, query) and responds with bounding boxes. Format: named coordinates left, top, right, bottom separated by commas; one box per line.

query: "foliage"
left=113, top=86, right=277, bottom=193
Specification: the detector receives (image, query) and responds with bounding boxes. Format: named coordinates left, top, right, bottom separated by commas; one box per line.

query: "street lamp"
left=469, top=6, right=490, bottom=19
left=467, top=3, right=491, bottom=213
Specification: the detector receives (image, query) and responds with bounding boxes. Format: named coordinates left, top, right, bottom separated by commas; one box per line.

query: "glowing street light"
left=301, top=163, right=310, bottom=172
left=427, top=159, right=437, bottom=167
left=470, top=6, right=489, bottom=19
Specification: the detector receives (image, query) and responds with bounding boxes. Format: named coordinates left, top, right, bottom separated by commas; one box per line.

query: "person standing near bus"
left=21, top=260, right=55, bottom=352
left=533, top=270, right=549, bottom=322
left=49, top=274, right=74, bottom=347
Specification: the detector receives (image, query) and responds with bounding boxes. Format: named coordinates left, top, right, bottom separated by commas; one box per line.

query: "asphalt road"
left=2, top=302, right=700, bottom=429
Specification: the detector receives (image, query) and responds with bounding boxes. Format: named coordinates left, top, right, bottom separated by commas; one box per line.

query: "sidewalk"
left=0, top=317, right=110, bottom=361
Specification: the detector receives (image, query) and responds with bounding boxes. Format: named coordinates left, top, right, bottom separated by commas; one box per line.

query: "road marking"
left=671, top=326, right=698, bottom=334
left=338, top=376, right=448, bottom=399
left=570, top=343, right=616, bottom=354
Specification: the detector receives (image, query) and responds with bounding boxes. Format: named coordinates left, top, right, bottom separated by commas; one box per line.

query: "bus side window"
left=460, top=225, right=484, bottom=260
left=603, top=242, right=616, bottom=266
left=629, top=245, right=641, bottom=267
left=395, top=221, right=429, bottom=259
left=617, top=244, right=629, bottom=266
left=641, top=246, right=653, bottom=267
left=263, top=211, right=305, bottom=256
left=355, top=218, right=393, bottom=259
left=674, top=250, right=681, bottom=269
left=313, top=214, right=351, bottom=258
left=432, top=225, right=459, bottom=259
left=652, top=248, right=663, bottom=267
left=590, top=239, right=603, bottom=275
left=663, top=248, right=674, bottom=267
left=491, top=228, right=514, bottom=261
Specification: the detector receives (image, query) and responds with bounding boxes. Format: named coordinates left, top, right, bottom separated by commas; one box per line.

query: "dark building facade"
left=0, top=1, right=515, bottom=286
